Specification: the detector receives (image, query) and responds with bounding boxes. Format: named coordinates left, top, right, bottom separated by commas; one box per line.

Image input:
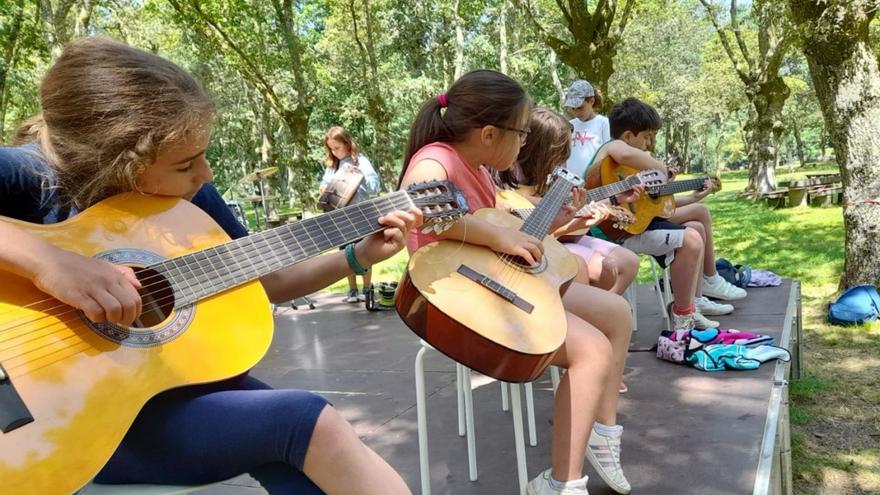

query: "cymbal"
left=239, top=166, right=279, bottom=183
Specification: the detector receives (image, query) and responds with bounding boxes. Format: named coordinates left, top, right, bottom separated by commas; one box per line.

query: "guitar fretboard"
left=152, top=192, right=414, bottom=307
left=512, top=175, right=640, bottom=220
left=651, top=177, right=710, bottom=196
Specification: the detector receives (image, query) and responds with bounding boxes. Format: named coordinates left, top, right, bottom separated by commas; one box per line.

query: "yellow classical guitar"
left=0, top=181, right=466, bottom=495
left=586, top=157, right=720, bottom=239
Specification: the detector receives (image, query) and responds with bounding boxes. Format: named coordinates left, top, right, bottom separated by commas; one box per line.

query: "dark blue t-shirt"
left=0, top=145, right=248, bottom=239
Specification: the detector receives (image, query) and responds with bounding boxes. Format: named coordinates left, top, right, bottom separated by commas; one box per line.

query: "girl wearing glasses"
left=398, top=71, right=632, bottom=495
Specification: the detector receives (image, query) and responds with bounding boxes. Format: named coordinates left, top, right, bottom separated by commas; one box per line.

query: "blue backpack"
left=715, top=258, right=751, bottom=289
left=828, top=285, right=880, bottom=325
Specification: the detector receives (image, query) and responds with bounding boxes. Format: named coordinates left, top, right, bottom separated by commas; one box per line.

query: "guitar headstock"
left=636, top=169, right=667, bottom=188
left=587, top=202, right=636, bottom=229
left=405, top=180, right=469, bottom=234
left=547, top=166, right=585, bottom=189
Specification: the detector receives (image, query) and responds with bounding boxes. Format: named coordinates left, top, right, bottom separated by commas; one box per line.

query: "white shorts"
left=622, top=228, right=685, bottom=268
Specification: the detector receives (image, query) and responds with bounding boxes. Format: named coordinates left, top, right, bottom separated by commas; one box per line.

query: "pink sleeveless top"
left=404, top=142, right=496, bottom=253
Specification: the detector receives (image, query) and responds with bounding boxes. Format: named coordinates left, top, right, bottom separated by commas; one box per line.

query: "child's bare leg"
left=549, top=311, right=614, bottom=481
left=304, top=406, right=412, bottom=495
left=670, top=204, right=716, bottom=276
left=562, top=282, right=632, bottom=423
left=669, top=227, right=704, bottom=308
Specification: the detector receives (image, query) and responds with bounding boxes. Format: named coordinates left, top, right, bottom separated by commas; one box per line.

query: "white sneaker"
left=527, top=469, right=588, bottom=495
left=586, top=428, right=631, bottom=494
left=702, top=276, right=747, bottom=301
left=695, top=296, right=734, bottom=316
left=692, top=310, right=719, bottom=329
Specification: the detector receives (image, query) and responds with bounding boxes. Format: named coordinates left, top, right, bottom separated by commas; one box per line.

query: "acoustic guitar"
left=0, top=181, right=466, bottom=495
left=501, top=169, right=667, bottom=238
left=395, top=168, right=585, bottom=383
left=586, top=156, right=721, bottom=239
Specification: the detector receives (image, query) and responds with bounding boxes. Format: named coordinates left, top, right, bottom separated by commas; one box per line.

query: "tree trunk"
left=744, top=112, right=777, bottom=194
left=452, top=0, right=464, bottom=79
left=498, top=0, right=508, bottom=73
left=514, top=0, right=635, bottom=96
left=549, top=49, right=565, bottom=108
left=0, top=0, right=26, bottom=139
left=789, top=0, right=880, bottom=287
left=791, top=118, right=806, bottom=166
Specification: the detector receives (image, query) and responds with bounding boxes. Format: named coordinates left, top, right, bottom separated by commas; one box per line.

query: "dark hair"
left=499, top=107, right=571, bottom=196
left=608, top=97, right=661, bottom=139
left=399, top=70, right=531, bottom=186
left=14, top=36, right=214, bottom=208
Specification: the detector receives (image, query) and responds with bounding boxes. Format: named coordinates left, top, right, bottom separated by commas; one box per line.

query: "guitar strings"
left=0, top=193, right=417, bottom=319
left=0, top=208, right=406, bottom=376
left=0, top=191, right=465, bottom=379
left=0, top=196, right=418, bottom=341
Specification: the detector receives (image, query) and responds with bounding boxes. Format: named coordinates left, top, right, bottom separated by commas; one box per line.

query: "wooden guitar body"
left=0, top=194, right=272, bottom=495
left=586, top=157, right=675, bottom=238
left=396, top=208, right=578, bottom=383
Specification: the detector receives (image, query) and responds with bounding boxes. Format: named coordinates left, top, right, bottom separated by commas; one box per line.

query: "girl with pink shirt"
left=398, top=70, right=632, bottom=495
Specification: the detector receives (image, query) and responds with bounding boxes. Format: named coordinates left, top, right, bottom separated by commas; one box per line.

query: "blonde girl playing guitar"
left=0, top=37, right=420, bottom=495
left=398, top=70, right=633, bottom=495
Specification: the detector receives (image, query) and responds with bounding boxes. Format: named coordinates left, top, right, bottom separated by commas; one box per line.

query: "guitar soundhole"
left=500, top=254, right=548, bottom=274
left=132, top=267, right=175, bottom=328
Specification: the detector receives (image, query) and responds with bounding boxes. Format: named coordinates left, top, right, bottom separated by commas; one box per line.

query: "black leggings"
left=95, top=374, right=329, bottom=494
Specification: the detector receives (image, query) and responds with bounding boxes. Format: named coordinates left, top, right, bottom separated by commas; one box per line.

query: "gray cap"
left=563, top=80, right=595, bottom=108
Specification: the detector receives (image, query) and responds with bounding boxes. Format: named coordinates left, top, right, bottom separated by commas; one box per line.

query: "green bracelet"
left=344, top=243, right=370, bottom=275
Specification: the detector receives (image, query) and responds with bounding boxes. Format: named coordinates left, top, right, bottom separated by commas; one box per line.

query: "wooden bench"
left=808, top=184, right=843, bottom=207
left=759, top=189, right=789, bottom=208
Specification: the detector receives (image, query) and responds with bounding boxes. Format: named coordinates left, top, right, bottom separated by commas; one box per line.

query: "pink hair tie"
left=437, top=93, right=448, bottom=108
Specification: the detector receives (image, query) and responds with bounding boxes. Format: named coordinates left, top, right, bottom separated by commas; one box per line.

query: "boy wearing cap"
left=564, top=79, right=610, bottom=179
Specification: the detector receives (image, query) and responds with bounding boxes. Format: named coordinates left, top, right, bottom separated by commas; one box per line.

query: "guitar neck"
left=579, top=176, right=640, bottom=214
left=519, top=174, right=580, bottom=238
left=653, top=177, right=709, bottom=196
left=512, top=176, right=639, bottom=220
left=155, top=192, right=414, bottom=307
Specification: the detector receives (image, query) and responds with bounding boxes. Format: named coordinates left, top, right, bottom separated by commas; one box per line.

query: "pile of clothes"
left=656, top=327, right=790, bottom=371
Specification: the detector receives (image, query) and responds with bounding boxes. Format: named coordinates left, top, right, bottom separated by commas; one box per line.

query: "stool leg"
left=550, top=366, right=561, bottom=394
left=524, top=382, right=537, bottom=447
left=462, top=368, right=478, bottom=481
left=625, top=284, right=638, bottom=333
left=509, top=383, right=528, bottom=495
left=456, top=364, right=466, bottom=437
left=414, top=347, right=431, bottom=495
left=501, top=381, right=510, bottom=411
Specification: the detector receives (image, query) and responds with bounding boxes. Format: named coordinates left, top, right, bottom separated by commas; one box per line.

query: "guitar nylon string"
left=0, top=195, right=420, bottom=343
left=0, top=191, right=416, bottom=320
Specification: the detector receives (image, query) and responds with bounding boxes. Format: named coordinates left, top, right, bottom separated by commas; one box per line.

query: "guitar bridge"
left=0, top=364, right=34, bottom=433
left=457, top=265, right=534, bottom=314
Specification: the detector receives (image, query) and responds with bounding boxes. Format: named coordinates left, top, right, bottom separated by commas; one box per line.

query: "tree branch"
left=698, top=0, right=751, bottom=84
left=730, top=0, right=754, bottom=71
left=513, top=0, right=572, bottom=54
left=169, top=0, right=286, bottom=119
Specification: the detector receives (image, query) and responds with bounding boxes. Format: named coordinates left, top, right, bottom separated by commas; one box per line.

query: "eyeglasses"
left=495, top=125, right=531, bottom=143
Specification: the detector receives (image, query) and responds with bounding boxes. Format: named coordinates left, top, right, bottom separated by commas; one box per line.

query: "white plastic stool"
left=648, top=256, right=672, bottom=330
left=415, top=340, right=535, bottom=495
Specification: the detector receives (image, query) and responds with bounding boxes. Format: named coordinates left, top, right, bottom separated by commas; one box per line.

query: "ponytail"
left=399, top=70, right=531, bottom=187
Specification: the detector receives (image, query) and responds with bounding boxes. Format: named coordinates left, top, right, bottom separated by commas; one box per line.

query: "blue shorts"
left=95, top=374, right=329, bottom=494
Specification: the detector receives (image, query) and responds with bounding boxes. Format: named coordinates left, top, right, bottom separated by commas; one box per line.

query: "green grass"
left=683, top=164, right=880, bottom=495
